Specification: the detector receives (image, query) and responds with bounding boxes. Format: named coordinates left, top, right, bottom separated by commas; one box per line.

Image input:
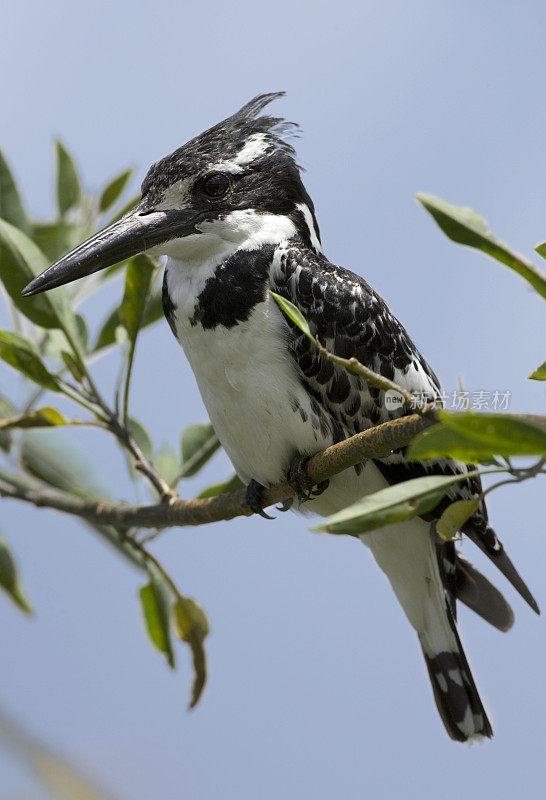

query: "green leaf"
left=154, top=443, right=180, bottom=487
left=0, top=147, right=29, bottom=231
left=313, top=471, right=481, bottom=536
left=416, top=194, right=546, bottom=300
left=535, top=243, right=546, bottom=260
left=179, top=423, right=221, bottom=478
left=0, top=407, right=68, bottom=431
left=436, top=498, right=480, bottom=541
left=61, top=350, right=85, bottom=382
left=120, top=254, right=156, bottom=344
left=407, top=422, right=494, bottom=464
left=139, top=580, right=176, bottom=669
left=196, top=473, right=244, bottom=498
left=20, top=430, right=111, bottom=499
left=528, top=360, right=546, bottom=381
left=128, top=417, right=153, bottom=461
left=74, top=313, right=89, bottom=351
left=93, top=307, right=123, bottom=352
left=269, top=290, right=313, bottom=339
left=99, top=168, right=134, bottom=213
left=94, top=284, right=163, bottom=352
left=55, top=140, right=82, bottom=215
left=0, top=393, right=15, bottom=452
left=31, top=220, right=87, bottom=262
left=408, top=411, right=546, bottom=461
left=0, top=330, right=61, bottom=391
left=0, top=535, right=33, bottom=614
left=139, top=284, right=164, bottom=331
left=173, top=596, right=210, bottom=708
left=0, top=217, right=78, bottom=332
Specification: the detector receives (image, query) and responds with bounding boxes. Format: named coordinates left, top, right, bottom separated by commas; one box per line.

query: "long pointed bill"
left=21, top=207, right=204, bottom=296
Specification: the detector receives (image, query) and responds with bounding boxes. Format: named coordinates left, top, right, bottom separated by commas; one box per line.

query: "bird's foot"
left=245, top=479, right=275, bottom=519
left=287, top=455, right=329, bottom=504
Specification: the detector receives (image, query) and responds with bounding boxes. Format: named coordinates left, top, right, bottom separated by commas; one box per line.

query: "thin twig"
left=107, top=415, right=178, bottom=501
left=0, top=411, right=440, bottom=529
left=315, top=339, right=424, bottom=411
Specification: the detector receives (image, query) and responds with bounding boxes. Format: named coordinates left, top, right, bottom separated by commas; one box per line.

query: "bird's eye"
left=201, top=172, right=231, bottom=198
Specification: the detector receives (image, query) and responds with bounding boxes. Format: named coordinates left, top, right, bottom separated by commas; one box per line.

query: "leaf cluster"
left=0, top=144, right=238, bottom=707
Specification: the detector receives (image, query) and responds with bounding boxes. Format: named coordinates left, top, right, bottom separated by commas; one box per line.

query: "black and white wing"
left=271, top=241, right=538, bottom=614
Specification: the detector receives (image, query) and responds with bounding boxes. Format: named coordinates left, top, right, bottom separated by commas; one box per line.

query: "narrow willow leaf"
left=407, top=422, right=493, bottom=464
left=408, top=411, right=546, bottom=460
left=416, top=194, right=546, bottom=300
left=0, top=217, right=77, bottom=331
left=55, top=140, right=82, bottom=215
left=94, top=307, right=124, bottom=352
left=535, top=243, right=546, bottom=260
left=269, top=290, right=313, bottom=338
left=128, top=417, right=153, bottom=461
left=61, top=350, right=85, bottom=382
left=154, top=443, right=180, bottom=487
left=0, top=407, right=68, bottom=431
left=120, top=254, right=156, bottom=344
left=179, top=423, right=221, bottom=478
left=99, top=167, right=134, bottom=213
left=139, top=581, right=176, bottom=668
left=139, top=285, right=164, bottom=332
left=94, top=285, right=163, bottom=352
left=0, top=393, right=15, bottom=452
left=436, top=498, right=479, bottom=541
left=173, top=596, right=210, bottom=708
left=528, top=361, right=546, bottom=381
left=21, top=431, right=111, bottom=499
left=0, top=330, right=61, bottom=391
left=444, top=411, right=546, bottom=457
left=196, top=473, right=244, bottom=498
left=0, top=147, right=29, bottom=231
left=0, top=535, right=33, bottom=614
left=74, top=313, right=89, bottom=352
left=313, top=472, right=481, bottom=536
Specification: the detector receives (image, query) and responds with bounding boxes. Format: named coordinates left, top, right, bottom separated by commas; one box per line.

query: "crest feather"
left=141, top=92, right=299, bottom=202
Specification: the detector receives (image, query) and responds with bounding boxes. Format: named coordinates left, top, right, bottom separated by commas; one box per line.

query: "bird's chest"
left=165, top=264, right=332, bottom=485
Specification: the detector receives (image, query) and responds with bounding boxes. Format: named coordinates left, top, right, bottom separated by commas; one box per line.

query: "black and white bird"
left=23, top=93, right=539, bottom=742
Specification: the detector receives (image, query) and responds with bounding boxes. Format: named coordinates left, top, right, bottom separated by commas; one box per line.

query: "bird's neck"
left=162, top=210, right=313, bottom=334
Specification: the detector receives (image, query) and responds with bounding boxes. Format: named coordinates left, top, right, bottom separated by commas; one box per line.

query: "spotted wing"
left=271, top=242, right=538, bottom=613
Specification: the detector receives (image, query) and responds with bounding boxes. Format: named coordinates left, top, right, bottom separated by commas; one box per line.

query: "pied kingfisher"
left=24, top=93, right=539, bottom=741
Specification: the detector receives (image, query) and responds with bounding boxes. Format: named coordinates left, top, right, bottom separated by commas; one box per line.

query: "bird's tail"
left=418, top=605, right=492, bottom=742
left=363, top=513, right=493, bottom=742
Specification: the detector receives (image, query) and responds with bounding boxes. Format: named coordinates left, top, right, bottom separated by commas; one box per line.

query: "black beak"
left=21, top=206, right=204, bottom=296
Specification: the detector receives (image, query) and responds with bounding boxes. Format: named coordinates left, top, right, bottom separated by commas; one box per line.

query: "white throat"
left=162, top=209, right=297, bottom=321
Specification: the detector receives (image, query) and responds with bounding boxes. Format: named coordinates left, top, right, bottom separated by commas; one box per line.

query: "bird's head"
left=22, top=92, right=321, bottom=297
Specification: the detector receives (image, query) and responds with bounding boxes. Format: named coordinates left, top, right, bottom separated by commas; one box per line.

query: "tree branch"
left=0, top=410, right=434, bottom=530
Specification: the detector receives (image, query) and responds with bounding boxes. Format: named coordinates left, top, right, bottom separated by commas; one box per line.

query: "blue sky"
left=1, top=1, right=545, bottom=798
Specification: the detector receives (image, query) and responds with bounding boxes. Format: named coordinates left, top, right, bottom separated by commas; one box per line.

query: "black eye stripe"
left=201, top=172, right=231, bottom=198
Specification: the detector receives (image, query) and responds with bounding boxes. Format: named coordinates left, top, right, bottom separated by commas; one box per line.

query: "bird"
left=22, top=92, right=539, bottom=742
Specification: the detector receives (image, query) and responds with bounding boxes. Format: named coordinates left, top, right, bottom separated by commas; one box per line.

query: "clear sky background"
left=1, top=1, right=545, bottom=798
